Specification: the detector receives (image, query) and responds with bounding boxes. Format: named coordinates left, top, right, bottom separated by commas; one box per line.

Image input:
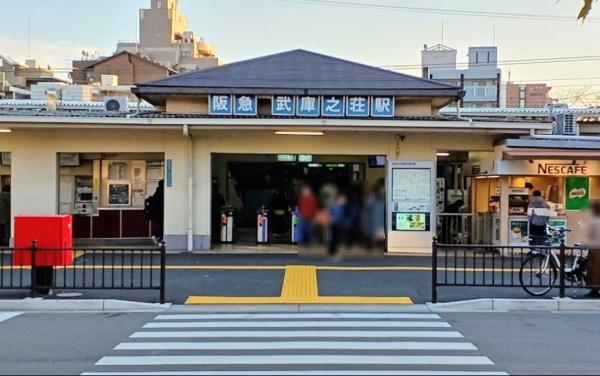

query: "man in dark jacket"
left=145, top=180, right=164, bottom=241
left=528, top=190, right=550, bottom=245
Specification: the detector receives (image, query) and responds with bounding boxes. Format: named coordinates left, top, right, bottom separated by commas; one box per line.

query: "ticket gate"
left=220, top=206, right=236, bottom=243
left=291, top=208, right=299, bottom=244
left=257, top=206, right=269, bottom=244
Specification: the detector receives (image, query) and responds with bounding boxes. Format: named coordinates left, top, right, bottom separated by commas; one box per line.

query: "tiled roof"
left=134, top=49, right=462, bottom=97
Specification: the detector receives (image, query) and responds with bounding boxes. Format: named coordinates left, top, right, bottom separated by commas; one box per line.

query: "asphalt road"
left=1, top=310, right=600, bottom=375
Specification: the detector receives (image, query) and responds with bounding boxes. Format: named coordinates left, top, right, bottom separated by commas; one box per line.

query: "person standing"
left=328, top=192, right=347, bottom=257
left=528, top=190, right=550, bottom=246
left=145, top=180, right=164, bottom=241
left=297, top=183, right=318, bottom=247
left=0, top=185, right=10, bottom=246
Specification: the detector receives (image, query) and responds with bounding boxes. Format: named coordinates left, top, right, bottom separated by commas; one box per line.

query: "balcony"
left=463, top=85, right=497, bottom=102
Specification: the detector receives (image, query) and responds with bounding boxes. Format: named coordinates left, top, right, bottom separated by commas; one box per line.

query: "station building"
left=3, top=49, right=584, bottom=253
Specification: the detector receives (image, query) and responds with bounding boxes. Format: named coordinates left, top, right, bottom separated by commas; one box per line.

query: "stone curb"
left=0, top=299, right=171, bottom=312
left=166, top=304, right=431, bottom=313
left=427, top=298, right=600, bottom=312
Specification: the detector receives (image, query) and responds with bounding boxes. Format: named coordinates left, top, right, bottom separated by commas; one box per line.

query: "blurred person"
left=297, top=183, right=318, bottom=247
left=528, top=190, right=550, bottom=246
left=343, top=182, right=363, bottom=250
left=319, top=181, right=338, bottom=209
left=0, top=184, right=10, bottom=246
left=365, top=182, right=386, bottom=251
left=328, top=192, right=347, bottom=257
left=586, top=200, right=600, bottom=297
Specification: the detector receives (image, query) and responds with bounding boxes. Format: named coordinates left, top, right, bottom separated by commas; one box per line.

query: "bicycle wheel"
left=520, top=253, right=557, bottom=296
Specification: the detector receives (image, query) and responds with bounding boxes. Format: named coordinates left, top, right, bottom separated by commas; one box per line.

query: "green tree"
left=578, top=0, right=594, bottom=20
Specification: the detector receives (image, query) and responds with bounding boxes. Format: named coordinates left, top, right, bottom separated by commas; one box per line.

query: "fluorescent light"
left=275, top=131, right=324, bottom=136
left=0, top=129, right=12, bottom=133
left=475, top=175, right=501, bottom=179
left=436, top=152, right=450, bottom=157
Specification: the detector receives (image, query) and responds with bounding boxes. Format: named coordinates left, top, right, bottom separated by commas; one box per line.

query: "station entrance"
left=211, top=154, right=386, bottom=248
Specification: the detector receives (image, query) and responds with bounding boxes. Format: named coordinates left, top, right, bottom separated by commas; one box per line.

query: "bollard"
left=30, top=240, right=37, bottom=298
left=559, top=239, right=566, bottom=299
left=159, top=241, right=166, bottom=304
left=431, top=236, right=438, bottom=304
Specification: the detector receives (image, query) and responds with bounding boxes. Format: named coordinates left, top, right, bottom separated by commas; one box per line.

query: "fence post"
left=559, top=239, right=566, bottom=299
left=30, top=240, right=37, bottom=298
left=159, top=241, right=166, bottom=305
left=431, top=236, right=438, bottom=304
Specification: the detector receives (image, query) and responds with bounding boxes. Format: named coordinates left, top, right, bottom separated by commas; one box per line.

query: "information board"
left=388, top=161, right=434, bottom=232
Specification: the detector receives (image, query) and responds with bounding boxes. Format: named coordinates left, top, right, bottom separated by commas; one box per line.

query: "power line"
left=274, top=0, right=600, bottom=23
left=383, top=54, right=600, bottom=70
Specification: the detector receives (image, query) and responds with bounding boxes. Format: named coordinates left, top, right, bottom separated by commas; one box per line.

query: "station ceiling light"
left=436, top=152, right=450, bottom=157
left=0, top=129, right=12, bottom=133
left=275, top=131, right=324, bottom=136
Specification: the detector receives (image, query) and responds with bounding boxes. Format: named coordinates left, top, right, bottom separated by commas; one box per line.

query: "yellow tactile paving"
left=280, top=265, right=318, bottom=302
left=185, top=264, right=413, bottom=305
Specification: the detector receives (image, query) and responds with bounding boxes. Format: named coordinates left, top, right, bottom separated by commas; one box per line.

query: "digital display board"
left=393, top=212, right=430, bottom=231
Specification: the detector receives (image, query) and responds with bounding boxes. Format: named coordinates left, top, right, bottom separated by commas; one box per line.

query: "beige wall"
left=0, top=128, right=190, bottom=245
left=0, top=126, right=494, bottom=252
left=195, top=130, right=494, bottom=253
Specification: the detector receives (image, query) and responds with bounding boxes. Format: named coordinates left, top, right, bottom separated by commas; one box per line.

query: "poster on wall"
left=565, top=176, right=590, bottom=211
left=509, top=218, right=529, bottom=246
left=548, top=218, right=568, bottom=246
left=388, top=161, right=433, bottom=232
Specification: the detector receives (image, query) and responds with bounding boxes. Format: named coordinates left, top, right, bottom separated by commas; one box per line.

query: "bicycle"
left=519, top=227, right=588, bottom=296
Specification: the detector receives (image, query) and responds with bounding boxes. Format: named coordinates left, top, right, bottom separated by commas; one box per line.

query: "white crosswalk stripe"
left=0, top=312, right=23, bottom=323
left=83, top=312, right=508, bottom=376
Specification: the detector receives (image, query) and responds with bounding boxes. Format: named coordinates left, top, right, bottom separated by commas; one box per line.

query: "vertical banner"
left=166, top=159, right=173, bottom=188
left=565, top=176, right=589, bottom=211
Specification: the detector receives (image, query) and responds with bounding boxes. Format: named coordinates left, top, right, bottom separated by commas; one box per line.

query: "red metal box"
left=13, top=215, right=73, bottom=266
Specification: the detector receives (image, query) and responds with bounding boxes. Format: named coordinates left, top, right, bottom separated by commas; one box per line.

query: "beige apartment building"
left=116, top=0, right=219, bottom=71
left=3, top=49, right=588, bottom=253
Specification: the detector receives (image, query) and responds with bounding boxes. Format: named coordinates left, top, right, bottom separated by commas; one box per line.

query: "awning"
left=503, top=148, right=600, bottom=160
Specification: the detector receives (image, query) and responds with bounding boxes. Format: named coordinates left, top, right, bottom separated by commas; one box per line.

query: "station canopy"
left=134, top=49, right=462, bottom=106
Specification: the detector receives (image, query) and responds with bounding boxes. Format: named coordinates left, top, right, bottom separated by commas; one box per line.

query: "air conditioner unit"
left=553, top=112, right=579, bottom=136
left=103, top=96, right=128, bottom=112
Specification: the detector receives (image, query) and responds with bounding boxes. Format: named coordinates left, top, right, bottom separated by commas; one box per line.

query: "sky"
left=2, top=0, right=600, bottom=103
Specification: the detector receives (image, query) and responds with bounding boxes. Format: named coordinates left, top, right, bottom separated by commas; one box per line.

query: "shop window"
left=58, top=154, right=164, bottom=215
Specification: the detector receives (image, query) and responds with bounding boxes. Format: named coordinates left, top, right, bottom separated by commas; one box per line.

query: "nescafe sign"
left=537, top=162, right=588, bottom=175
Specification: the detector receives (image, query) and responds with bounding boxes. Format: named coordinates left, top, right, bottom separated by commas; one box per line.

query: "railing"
left=463, top=85, right=497, bottom=101
left=437, top=213, right=500, bottom=245
left=0, top=242, right=166, bottom=304
left=431, top=238, right=600, bottom=303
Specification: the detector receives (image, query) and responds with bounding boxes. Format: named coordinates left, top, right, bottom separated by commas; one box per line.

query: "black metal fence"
left=432, top=237, right=600, bottom=303
left=0, top=242, right=166, bottom=303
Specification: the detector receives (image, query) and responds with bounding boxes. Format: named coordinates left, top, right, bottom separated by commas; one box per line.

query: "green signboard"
left=565, top=176, right=590, bottom=211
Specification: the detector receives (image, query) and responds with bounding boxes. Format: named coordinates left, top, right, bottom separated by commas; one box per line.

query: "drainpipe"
left=183, top=124, right=194, bottom=252
left=456, top=101, right=472, bottom=123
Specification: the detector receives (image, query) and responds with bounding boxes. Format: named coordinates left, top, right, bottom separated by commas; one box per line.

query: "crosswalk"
left=0, top=312, right=22, bottom=323
left=82, top=312, right=507, bottom=376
